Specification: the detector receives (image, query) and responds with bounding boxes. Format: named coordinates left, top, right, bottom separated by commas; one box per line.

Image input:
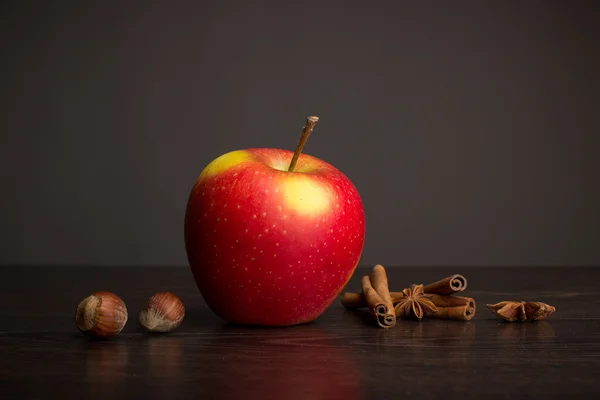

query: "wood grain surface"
left=1, top=266, right=599, bottom=399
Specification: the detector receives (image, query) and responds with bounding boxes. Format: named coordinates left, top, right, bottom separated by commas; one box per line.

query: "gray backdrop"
left=2, top=1, right=599, bottom=267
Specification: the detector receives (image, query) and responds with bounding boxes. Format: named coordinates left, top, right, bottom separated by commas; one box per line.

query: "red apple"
left=184, top=117, right=365, bottom=326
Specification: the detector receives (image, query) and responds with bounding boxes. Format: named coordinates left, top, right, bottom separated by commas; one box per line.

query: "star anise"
left=487, top=301, right=556, bottom=322
left=393, top=284, right=438, bottom=320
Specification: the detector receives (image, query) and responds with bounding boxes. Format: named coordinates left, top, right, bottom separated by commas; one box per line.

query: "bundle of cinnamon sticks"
left=341, top=264, right=476, bottom=328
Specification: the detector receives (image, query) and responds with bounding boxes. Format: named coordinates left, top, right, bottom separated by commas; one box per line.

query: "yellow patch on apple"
left=198, top=150, right=253, bottom=181
left=280, top=176, right=331, bottom=215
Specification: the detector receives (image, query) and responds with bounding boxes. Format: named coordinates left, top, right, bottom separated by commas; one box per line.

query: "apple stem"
left=288, top=116, right=319, bottom=172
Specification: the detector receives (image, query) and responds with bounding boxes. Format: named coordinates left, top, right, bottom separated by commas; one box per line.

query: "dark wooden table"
left=1, top=266, right=599, bottom=399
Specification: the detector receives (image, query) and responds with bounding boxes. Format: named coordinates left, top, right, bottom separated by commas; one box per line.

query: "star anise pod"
left=393, top=284, right=438, bottom=320
left=487, top=301, right=556, bottom=322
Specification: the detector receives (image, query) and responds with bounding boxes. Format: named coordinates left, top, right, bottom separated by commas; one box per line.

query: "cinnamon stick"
left=424, top=294, right=476, bottom=321
left=359, top=275, right=395, bottom=328
left=370, top=265, right=396, bottom=321
left=422, top=294, right=475, bottom=308
left=430, top=306, right=475, bottom=321
left=422, top=274, right=467, bottom=295
left=340, top=292, right=365, bottom=309
left=426, top=295, right=476, bottom=321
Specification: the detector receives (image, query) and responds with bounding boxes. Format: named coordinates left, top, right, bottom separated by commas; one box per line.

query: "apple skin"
left=184, top=148, right=365, bottom=326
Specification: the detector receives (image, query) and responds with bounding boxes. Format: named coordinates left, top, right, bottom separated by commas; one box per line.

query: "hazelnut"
left=75, top=291, right=128, bottom=338
left=138, top=292, right=185, bottom=333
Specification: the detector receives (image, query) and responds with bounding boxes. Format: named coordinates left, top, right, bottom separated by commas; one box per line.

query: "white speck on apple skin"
left=252, top=214, right=257, bottom=219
